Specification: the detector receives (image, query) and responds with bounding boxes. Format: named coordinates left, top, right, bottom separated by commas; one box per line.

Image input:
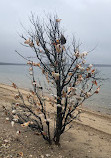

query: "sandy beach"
left=0, top=83, right=111, bottom=158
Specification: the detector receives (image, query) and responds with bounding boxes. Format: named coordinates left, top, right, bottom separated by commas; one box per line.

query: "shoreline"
left=0, top=82, right=111, bottom=115
left=0, top=83, right=111, bottom=117
left=0, top=83, right=111, bottom=135
left=0, top=83, right=111, bottom=157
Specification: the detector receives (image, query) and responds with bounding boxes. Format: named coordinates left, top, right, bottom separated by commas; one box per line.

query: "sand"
left=0, top=83, right=111, bottom=158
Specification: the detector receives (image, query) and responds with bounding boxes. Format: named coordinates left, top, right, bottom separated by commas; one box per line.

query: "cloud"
left=0, top=0, right=111, bottom=64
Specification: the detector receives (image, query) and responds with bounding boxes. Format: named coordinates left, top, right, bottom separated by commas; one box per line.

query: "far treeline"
left=0, top=62, right=26, bottom=65
left=0, top=62, right=111, bottom=67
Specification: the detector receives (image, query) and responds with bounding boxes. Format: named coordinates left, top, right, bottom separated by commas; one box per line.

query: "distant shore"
left=0, top=62, right=26, bottom=65
left=0, top=62, right=111, bottom=67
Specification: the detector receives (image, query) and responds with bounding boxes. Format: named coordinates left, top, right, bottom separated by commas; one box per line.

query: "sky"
left=0, top=0, right=111, bottom=64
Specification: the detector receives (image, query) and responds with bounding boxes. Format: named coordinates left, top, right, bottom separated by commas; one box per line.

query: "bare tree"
left=4, top=14, right=101, bottom=145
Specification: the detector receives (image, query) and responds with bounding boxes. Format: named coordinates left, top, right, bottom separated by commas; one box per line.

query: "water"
left=0, top=65, right=46, bottom=89
left=0, top=65, right=111, bottom=114
left=84, top=66, right=111, bottom=114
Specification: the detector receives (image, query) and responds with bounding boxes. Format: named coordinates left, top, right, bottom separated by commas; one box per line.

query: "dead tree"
left=4, top=14, right=101, bottom=145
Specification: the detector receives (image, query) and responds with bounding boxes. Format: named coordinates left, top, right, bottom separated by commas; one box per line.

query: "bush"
left=4, top=14, right=101, bottom=145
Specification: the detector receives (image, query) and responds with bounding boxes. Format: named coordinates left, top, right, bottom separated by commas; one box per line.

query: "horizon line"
left=0, top=62, right=111, bottom=67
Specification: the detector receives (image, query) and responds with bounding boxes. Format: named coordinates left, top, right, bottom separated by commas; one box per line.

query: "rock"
left=46, top=154, right=50, bottom=157
left=4, top=139, right=9, bottom=143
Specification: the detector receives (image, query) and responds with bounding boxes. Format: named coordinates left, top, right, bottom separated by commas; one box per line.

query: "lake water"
left=0, top=65, right=111, bottom=114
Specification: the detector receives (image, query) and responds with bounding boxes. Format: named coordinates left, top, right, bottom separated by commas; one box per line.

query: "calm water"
left=0, top=65, right=46, bottom=88
left=0, top=65, right=111, bottom=114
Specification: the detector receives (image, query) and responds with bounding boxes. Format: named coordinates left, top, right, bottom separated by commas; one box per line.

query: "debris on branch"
left=3, top=13, right=102, bottom=145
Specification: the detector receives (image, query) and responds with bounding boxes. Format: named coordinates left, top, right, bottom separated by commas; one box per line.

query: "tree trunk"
left=54, top=81, right=62, bottom=145
left=54, top=105, right=62, bottom=145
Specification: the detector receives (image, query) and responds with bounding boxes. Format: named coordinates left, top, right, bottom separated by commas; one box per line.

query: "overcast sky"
left=0, top=0, right=111, bottom=64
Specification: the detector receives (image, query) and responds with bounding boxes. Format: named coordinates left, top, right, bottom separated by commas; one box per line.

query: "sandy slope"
left=0, top=83, right=111, bottom=158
